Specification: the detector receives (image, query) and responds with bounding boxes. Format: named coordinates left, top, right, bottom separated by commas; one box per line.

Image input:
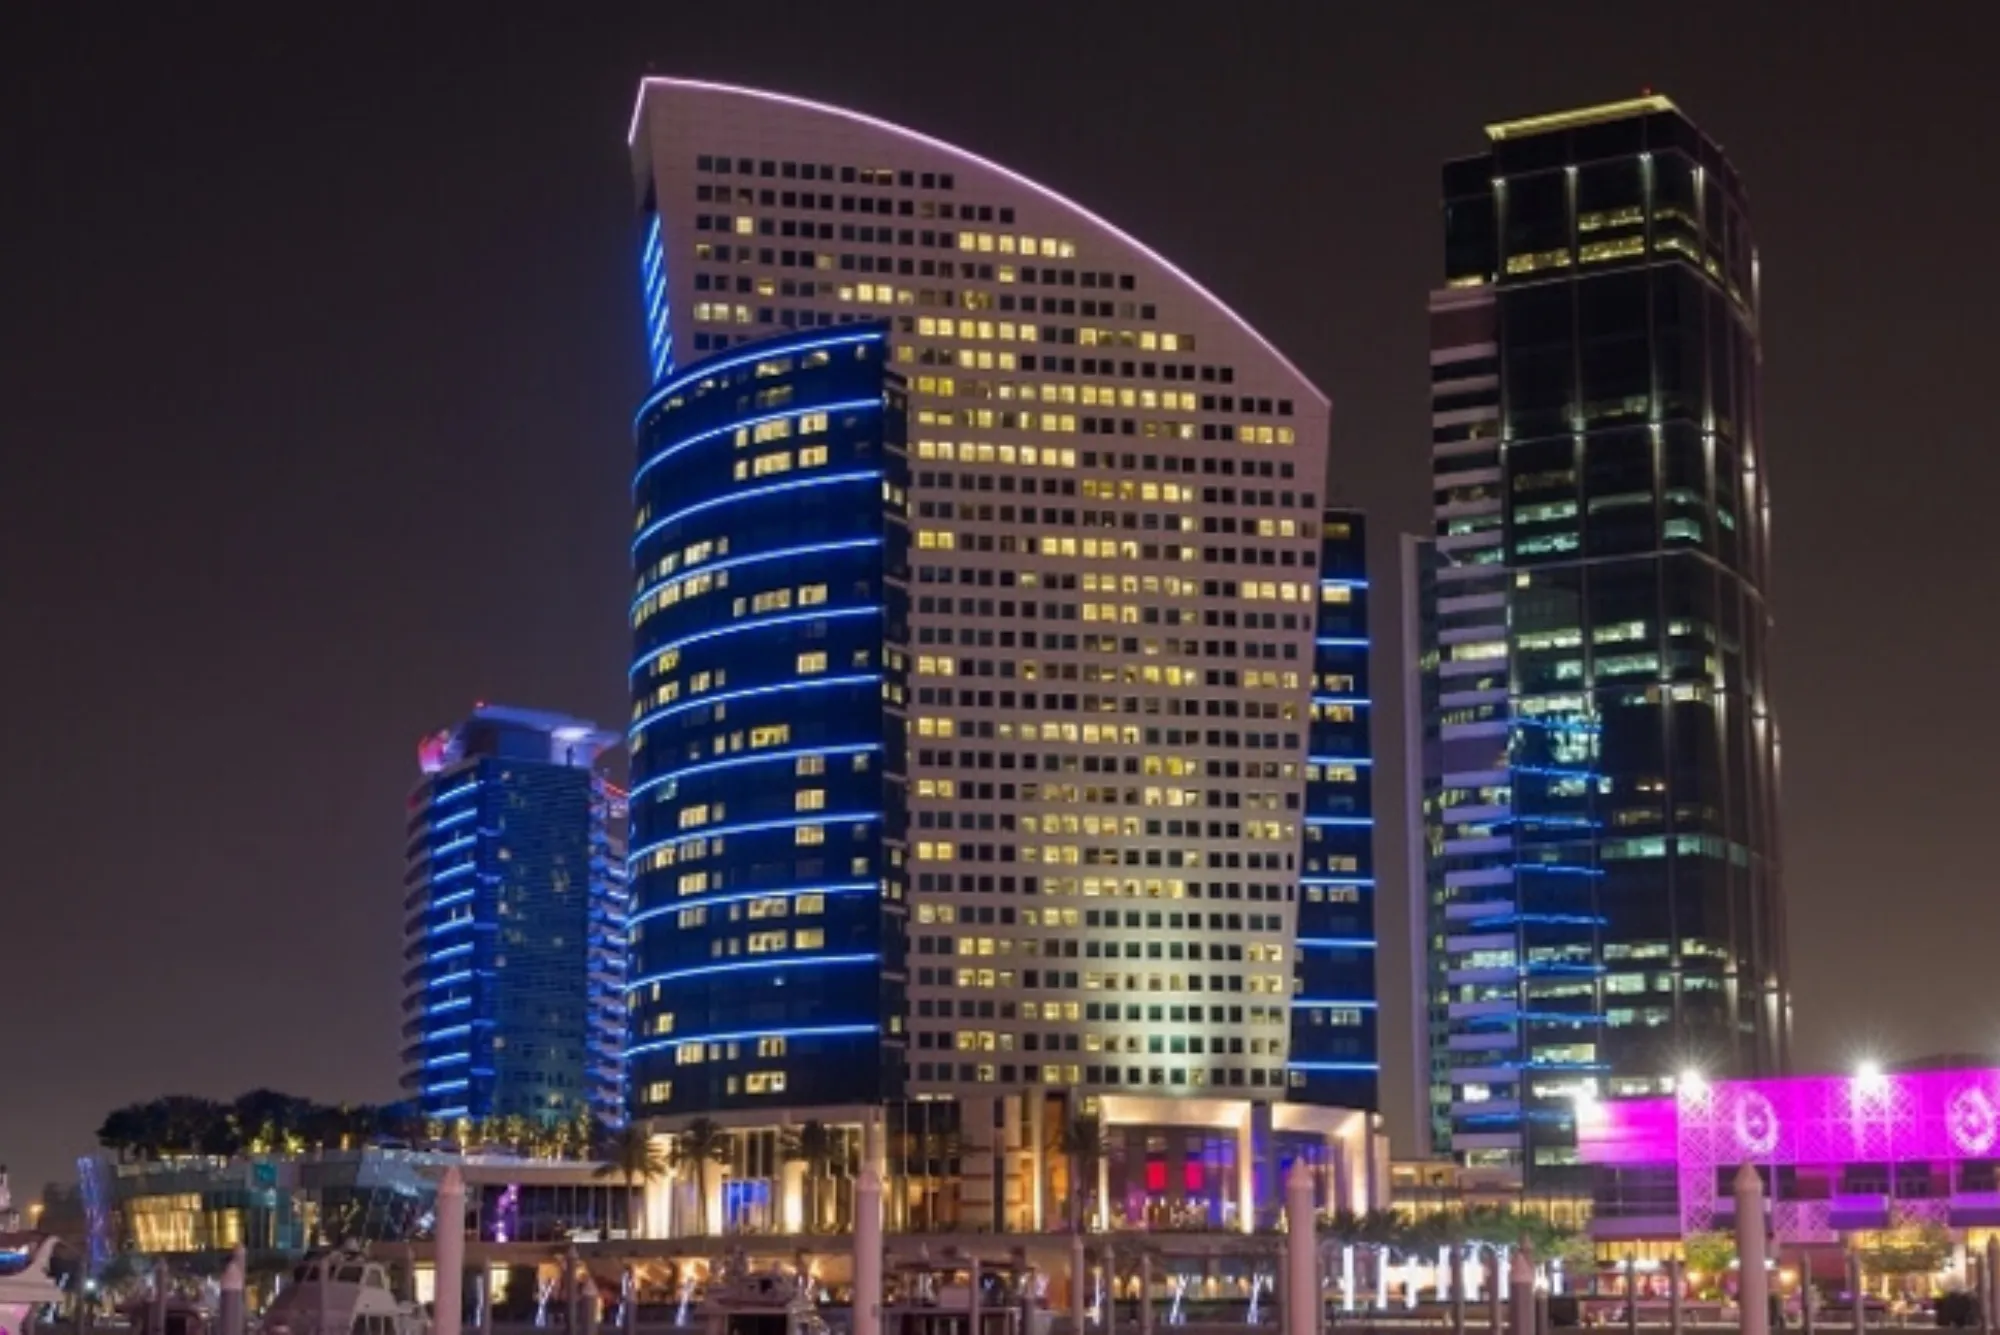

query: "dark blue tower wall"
left=1290, top=510, right=1379, bottom=1110
left=627, top=325, right=908, bottom=1117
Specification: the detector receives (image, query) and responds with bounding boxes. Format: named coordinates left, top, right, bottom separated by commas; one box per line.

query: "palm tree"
left=779, top=1121, right=843, bottom=1232
left=669, top=1118, right=733, bottom=1238
left=1059, top=1114, right=1105, bottom=1231
left=594, top=1124, right=667, bottom=1240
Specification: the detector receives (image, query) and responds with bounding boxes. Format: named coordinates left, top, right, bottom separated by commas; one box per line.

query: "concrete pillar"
left=855, top=1157, right=884, bottom=1335
left=1625, top=1257, right=1639, bottom=1335
left=566, top=1245, right=583, bottom=1334
left=1450, top=1246, right=1465, bottom=1335
left=1235, top=1116, right=1256, bottom=1236
left=1140, top=1253, right=1155, bottom=1335
left=220, top=1245, right=246, bottom=1335
left=1533, top=1289, right=1549, bottom=1335
left=1847, top=1250, right=1865, bottom=1335
left=1028, top=1092, right=1048, bottom=1233
left=435, top=1166, right=467, bottom=1335
left=1668, top=1258, right=1684, bottom=1335
left=1976, top=1239, right=1992, bottom=1327
left=1508, top=1249, right=1534, bottom=1335
left=783, top=1160, right=808, bottom=1235
left=1800, top=1255, right=1814, bottom=1335
left=623, top=1267, right=637, bottom=1335
left=1487, top=1254, right=1503, bottom=1335
left=149, top=1261, right=169, bottom=1335
left=1072, top=1231, right=1089, bottom=1335
left=1285, top=1160, right=1317, bottom=1335
left=479, top=1264, right=494, bottom=1335
left=970, top=1256, right=984, bottom=1335
left=1251, top=1104, right=1277, bottom=1231
left=1736, top=1165, right=1769, bottom=1335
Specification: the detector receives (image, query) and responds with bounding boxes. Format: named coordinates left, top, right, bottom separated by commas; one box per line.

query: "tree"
left=595, top=1124, right=667, bottom=1240
left=1861, top=1213, right=1953, bottom=1280
left=1059, top=1115, right=1106, bottom=1231
left=669, top=1118, right=733, bottom=1237
left=1682, top=1232, right=1738, bottom=1298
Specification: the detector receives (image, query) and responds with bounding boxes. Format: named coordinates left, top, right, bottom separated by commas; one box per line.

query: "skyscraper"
left=1412, top=96, right=1786, bottom=1184
left=624, top=79, right=1381, bottom=1234
left=402, top=705, right=629, bottom=1126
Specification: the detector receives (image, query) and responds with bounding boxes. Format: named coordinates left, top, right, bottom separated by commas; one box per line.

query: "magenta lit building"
left=1579, top=1068, right=2000, bottom=1243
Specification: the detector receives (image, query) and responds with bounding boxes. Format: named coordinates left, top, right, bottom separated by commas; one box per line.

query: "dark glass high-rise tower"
left=1411, top=96, right=1786, bottom=1184
left=402, top=706, right=629, bottom=1126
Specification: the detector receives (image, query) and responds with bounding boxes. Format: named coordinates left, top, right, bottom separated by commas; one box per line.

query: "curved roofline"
left=630, top=77, right=1327, bottom=406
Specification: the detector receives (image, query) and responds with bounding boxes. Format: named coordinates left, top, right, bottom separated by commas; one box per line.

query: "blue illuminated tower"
left=626, top=324, right=909, bottom=1116
left=401, top=706, right=629, bottom=1125
left=1290, top=510, right=1379, bottom=1111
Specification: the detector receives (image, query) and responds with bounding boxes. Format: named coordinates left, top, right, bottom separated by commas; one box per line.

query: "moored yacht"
left=261, top=1247, right=424, bottom=1335
left=0, top=1237, right=65, bottom=1335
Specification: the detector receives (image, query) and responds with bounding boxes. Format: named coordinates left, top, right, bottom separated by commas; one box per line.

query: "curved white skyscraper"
left=626, top=79, right=1380, bottom=1235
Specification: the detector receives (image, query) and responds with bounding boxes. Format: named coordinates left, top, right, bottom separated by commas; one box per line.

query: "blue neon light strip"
left=626, top=1022, right=879, bottom=1059
left=1307, top=755, right=1374, bottom=767
left=428, top=1024, right=472, bottom=1041
left=1311, top=696, right=1373, bottom=707
left=1292, top=999, right=1379, bottom=1009
left=434, top=834, right=477, bottom=858
left=433, top=862, right=476, bottom=882
left=626, top=952, right=879, bottom=990
left=431, top=1105, right=470, bottom=1119
left=628, top=880, right=878, bottom=927
left=424, top=1079, right=469, bottom=1094
left=433, top=809, right=477, bottom=831
left=428, top=943, right=474, bottom=961
left=630, top=537, right=883, bottom=614
left=424, top=1052, right=470, bottom=1068
left=1296, top=937, right=1379, bottom=950
left=635, top=398, right=883, bottom=487
left=631, top=470, right=883, bottom=553
left=628, top=811, right=882, bottom=865
left=631, top=605, right=880, bottom=678
left=1301, top=877, right=1376, bottom=887
left=430, top=997, right=471, bottom=1013
left=629, top=673, right=881, bottom=737
left=429, top=916, right=475, bottom=936
left=433, top=888, right=476, bottom=909
left=631, top=744, right=882, bottom=800
left=1306, top=816, right=1375, bottom=827
left=1314, top=637, right=1369, bottom=648
left=427, top=970, right=474, bottom=989
left=433, top=780, right=479, bottom=804
left=633, top=330, right=885, bottom=427
left=1287, top=1061, right=1382, bottom=1073
left=1319, top=578, right=1369, bottom=589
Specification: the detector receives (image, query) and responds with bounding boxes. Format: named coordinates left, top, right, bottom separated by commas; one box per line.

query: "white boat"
left=261, top=1248, right=425, bottom=1335
left=0, top=1237, right=65, bottom=1335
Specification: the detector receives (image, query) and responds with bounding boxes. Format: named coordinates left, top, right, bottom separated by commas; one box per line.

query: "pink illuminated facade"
left=1579, top=1068, right=2000, bottom=1241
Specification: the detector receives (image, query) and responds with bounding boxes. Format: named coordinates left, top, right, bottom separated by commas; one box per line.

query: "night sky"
left=6, top=4, right=1996, bottom=1199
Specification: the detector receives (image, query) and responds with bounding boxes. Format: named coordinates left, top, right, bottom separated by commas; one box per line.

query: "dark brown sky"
left=4, top=3, right=1996, bottom=1196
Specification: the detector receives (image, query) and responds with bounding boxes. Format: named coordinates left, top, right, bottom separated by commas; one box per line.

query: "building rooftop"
left=1485, top=94, right=1679, bottom=141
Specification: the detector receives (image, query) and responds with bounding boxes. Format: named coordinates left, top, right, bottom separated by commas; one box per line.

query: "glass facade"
left=626, top=323, right=910, bottom=1117
left=1416, top=97, right=1786, bottom=1185
left=626, top=78, right=1374, bottom=1118
left=401, top=708, right=628, bottom=1125
left=1290, top=510, right=1379, bottom=1111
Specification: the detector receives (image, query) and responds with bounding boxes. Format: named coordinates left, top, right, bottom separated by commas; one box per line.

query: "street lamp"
left=1856, top=1059, right=1888, bottom=1094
